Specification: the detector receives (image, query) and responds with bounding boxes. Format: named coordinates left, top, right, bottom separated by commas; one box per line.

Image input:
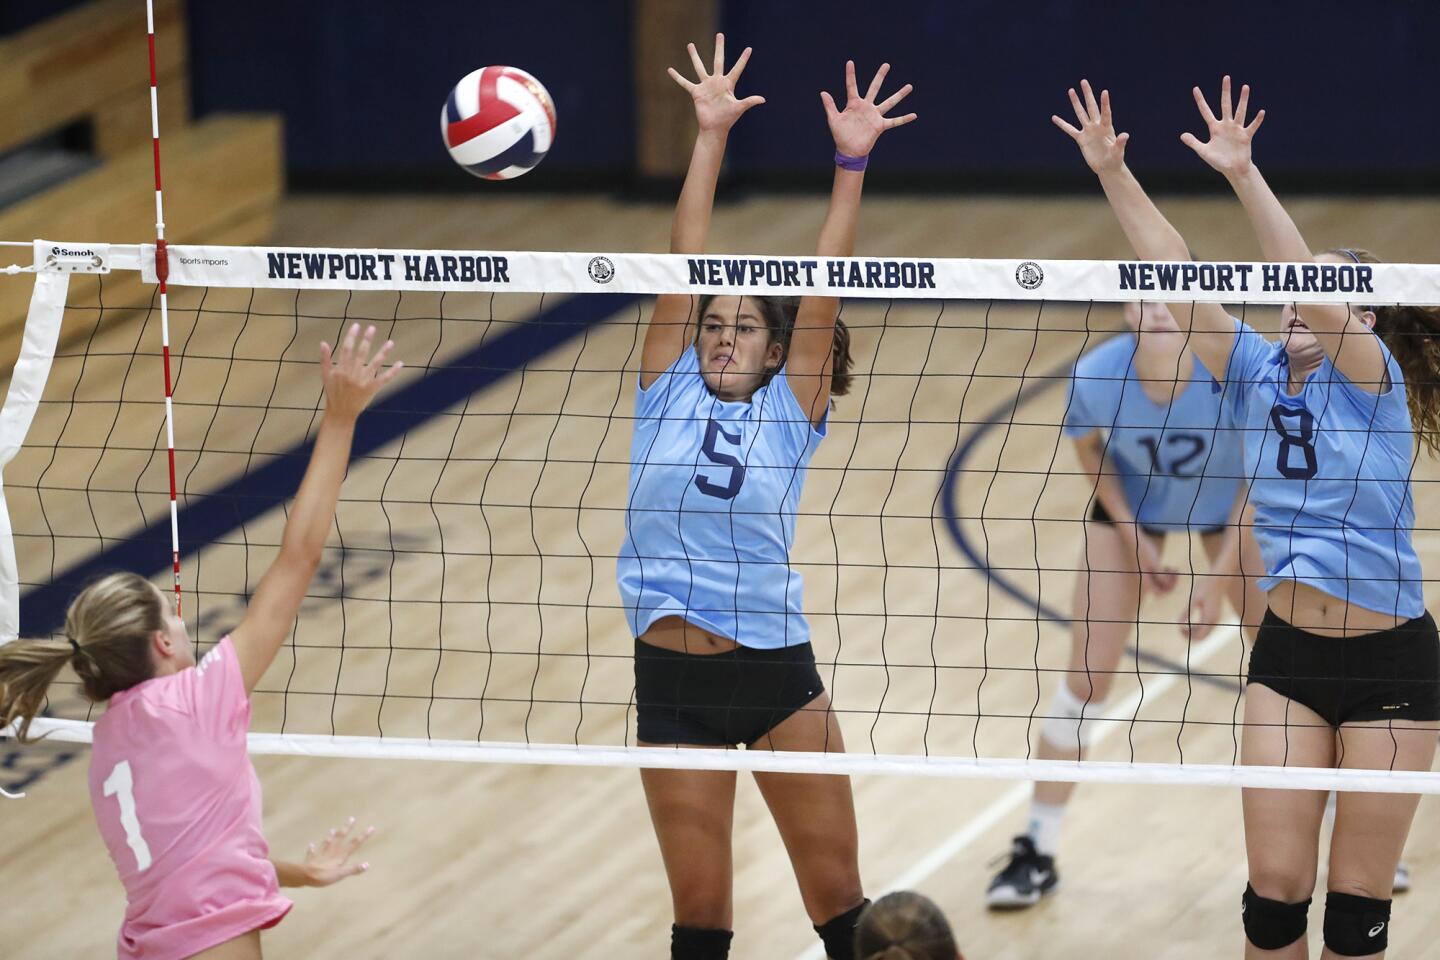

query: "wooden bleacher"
left=0, top=0, right=282, bottom=362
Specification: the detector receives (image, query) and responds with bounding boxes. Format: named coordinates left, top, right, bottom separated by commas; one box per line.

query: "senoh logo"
left=52, top=246, right=96, bottom=257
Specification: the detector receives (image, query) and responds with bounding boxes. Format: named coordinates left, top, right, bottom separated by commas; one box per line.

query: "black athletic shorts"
left=634, top=639, right=826, bottom=747
left=1088, top=500, right=1226, bottom=539
left=1246, top=608, right=1440, bottom=725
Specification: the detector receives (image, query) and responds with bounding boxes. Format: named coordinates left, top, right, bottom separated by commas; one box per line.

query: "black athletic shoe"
left=986, top=835, right=1059, bottom=909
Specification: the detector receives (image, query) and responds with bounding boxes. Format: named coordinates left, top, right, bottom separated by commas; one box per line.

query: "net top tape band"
left=18, top=239, right=1440, bottom=304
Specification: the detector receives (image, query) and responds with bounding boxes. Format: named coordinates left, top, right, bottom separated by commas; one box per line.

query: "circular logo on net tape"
left=1015, top=261, right=1044, bottom=291
left=587, top=255, right=616, bottom=284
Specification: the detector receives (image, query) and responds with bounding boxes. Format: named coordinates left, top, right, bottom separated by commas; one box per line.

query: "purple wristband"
left=834, top=150, right=869, bottom=172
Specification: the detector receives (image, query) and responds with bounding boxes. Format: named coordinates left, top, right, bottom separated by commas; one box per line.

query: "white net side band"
left=13, top=239, right=1434, bottom=303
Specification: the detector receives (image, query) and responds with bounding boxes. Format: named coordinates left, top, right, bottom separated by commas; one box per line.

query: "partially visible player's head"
left=0, top=572, right=194, bottom=741
left=1281, top=248, right=1440, bottom=455
left=854, top=891, right=963, bottom=960
left=1122, top=301, right=1183, bottom=339
left=694, top=295, right=853, bottom=402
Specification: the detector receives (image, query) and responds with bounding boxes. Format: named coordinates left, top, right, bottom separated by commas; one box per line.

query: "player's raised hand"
left=1180, top=75, right=1266, bottom=179
left=1052, top=79, right=1130, bottom=175
left=668, top=33, right=765, bottom=135
left=821, top=60, right=916, bottom=159
left=300, top=817, right=375, bottom=887
left=319, top=323, right=402, bottom=421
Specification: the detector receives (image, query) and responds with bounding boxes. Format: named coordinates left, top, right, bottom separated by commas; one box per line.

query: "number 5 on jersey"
left=694, top=420, right=747, bottom=500
left=103, top=760, right=153, bottom=871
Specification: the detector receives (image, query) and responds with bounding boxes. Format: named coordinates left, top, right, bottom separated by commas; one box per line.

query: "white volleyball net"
left=4, top=239, right=1440, bottom=793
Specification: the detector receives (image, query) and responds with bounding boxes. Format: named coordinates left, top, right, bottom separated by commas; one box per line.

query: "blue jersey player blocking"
left=987, top=295, right=1267, bottom=909
left=1076, top=75, right=1440, bottom=959
left=617, top=36, right=915, bottom=960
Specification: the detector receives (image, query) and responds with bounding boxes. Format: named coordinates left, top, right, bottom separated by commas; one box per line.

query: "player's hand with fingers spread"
left=1052, top=79, right=1130, bottom=176
left=667, top=32, right=765, bottom=135
left=821, top=60, right=917, bottom=160
left=300, top=817, right=375, bottom=887
left=320, top=323, right=403, bottom=422
left=1180, top=75, right=1266, bottom=180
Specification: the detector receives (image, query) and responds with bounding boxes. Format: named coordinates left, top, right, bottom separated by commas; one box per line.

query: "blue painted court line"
left=938, top=358, right=1239, bottom=692
left=20, top=293, right=643, bottom=635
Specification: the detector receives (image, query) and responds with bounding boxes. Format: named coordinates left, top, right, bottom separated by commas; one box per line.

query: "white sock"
left=1026, top=800, right=1066, bottom=856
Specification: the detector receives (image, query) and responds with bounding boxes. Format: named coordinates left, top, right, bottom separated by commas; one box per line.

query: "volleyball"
left=441, top=66, right=556, bottom=180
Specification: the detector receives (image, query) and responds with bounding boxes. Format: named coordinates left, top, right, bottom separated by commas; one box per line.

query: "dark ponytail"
left=1331, top=249, right=1440, bottom=457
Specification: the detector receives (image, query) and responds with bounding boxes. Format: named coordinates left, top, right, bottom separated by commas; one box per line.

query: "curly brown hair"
left=1330, top=248, right=1440, bottom=457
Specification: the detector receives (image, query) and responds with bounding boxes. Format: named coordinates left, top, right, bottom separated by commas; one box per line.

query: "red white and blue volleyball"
left=442, top=66, right=556, bottom=180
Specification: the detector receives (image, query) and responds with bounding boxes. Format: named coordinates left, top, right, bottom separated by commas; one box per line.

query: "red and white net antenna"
left=146, top=0, right=182, bottom=616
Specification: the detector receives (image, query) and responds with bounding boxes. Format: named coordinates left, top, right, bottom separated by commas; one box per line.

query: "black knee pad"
left=814, top=899, right=869, bottom=960
left=1242, top=883, right=1311, bottom=950
left=1324, top=891, right=1391, bottom=956
left=671, top=924, right=733, bottom=960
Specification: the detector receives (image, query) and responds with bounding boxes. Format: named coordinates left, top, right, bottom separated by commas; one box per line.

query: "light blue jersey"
left=1063, top=334, right=1244, bottom=531
left=618, top=347, right=825, bottom=649
left=1217, top=320, right=1423, bottom=618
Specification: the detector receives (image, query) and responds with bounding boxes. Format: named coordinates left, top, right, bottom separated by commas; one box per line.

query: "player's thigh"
left=639, top=747, right=739, bottom=914
left=751, top=694, right=862, bottom=919
left=1241, top=683, right=1333, bottom=898
left=1069, top=523, right=1145, bottom=689
left=1328, top=720, right=1437, bottom=897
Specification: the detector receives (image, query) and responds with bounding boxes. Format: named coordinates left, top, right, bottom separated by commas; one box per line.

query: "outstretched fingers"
left=876, top=81, right=912, bottom=115
left=819, top=89, right=839, bottom=120
left=1246, top=108, right=1266, bottom=135
left=726, top=45, right=752, bottom=82
left=864, top=62, right=890, bottom=102
left=1219, top=74, right=1233, bottom=120
left=1079, top=78, right=1101, bottom=120
left=711, top=32, right=725, bottom=75
left=1192, top=84, right=1219, bottom=126
left=686, top=41, right=707, bottom=80
left=666, top=66, right=694, bottom=92
left=1067, top=87, right=1089, bottom=127
left=844, top=60, right=859, bottom=102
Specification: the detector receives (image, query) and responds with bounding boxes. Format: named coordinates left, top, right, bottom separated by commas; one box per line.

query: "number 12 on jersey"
left=103, top=760, right=153, bottom=871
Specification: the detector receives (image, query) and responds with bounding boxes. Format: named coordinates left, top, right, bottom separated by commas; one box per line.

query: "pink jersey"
left=88, top=636, right=291, bottom=959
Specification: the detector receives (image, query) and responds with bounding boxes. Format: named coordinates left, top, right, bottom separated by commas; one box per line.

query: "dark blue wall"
left=13, top=0, right=1431, bottom=190
left=719, top=0, right=1439, bottom=188
left=187, top=1, right=634, bottom=187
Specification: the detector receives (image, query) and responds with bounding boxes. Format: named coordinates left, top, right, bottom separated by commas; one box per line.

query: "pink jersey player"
left=89, top=636, right=290, bottom=958
left=2, top=323, right=399, bottom=958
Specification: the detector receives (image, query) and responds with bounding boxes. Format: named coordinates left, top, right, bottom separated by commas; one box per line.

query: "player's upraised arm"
left=1182, top=76, right=1386, bottom=390
left=1053, top=80, right=1236, bottom=383
left=229, top=325, right=401, bottom=695
left=788, top=60, right=914, bottom=425
left=642, top=34, right=765, bottom=388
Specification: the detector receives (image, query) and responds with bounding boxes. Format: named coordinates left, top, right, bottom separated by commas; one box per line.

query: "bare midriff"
left=638, top=615, right=739, bottom=654
left=1268, top=580, right=1407, bottom=638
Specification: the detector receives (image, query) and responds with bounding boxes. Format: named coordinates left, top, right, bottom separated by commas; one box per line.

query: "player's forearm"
left=1223, top=163, right=1312, bottom=264
left=1095, top=165, right=1190, bottom=264
left=669, top=131, right=728, bottom=254
left=816, top=166, right=864, bottom=259
left=279, top=413, right=356, bottom=565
